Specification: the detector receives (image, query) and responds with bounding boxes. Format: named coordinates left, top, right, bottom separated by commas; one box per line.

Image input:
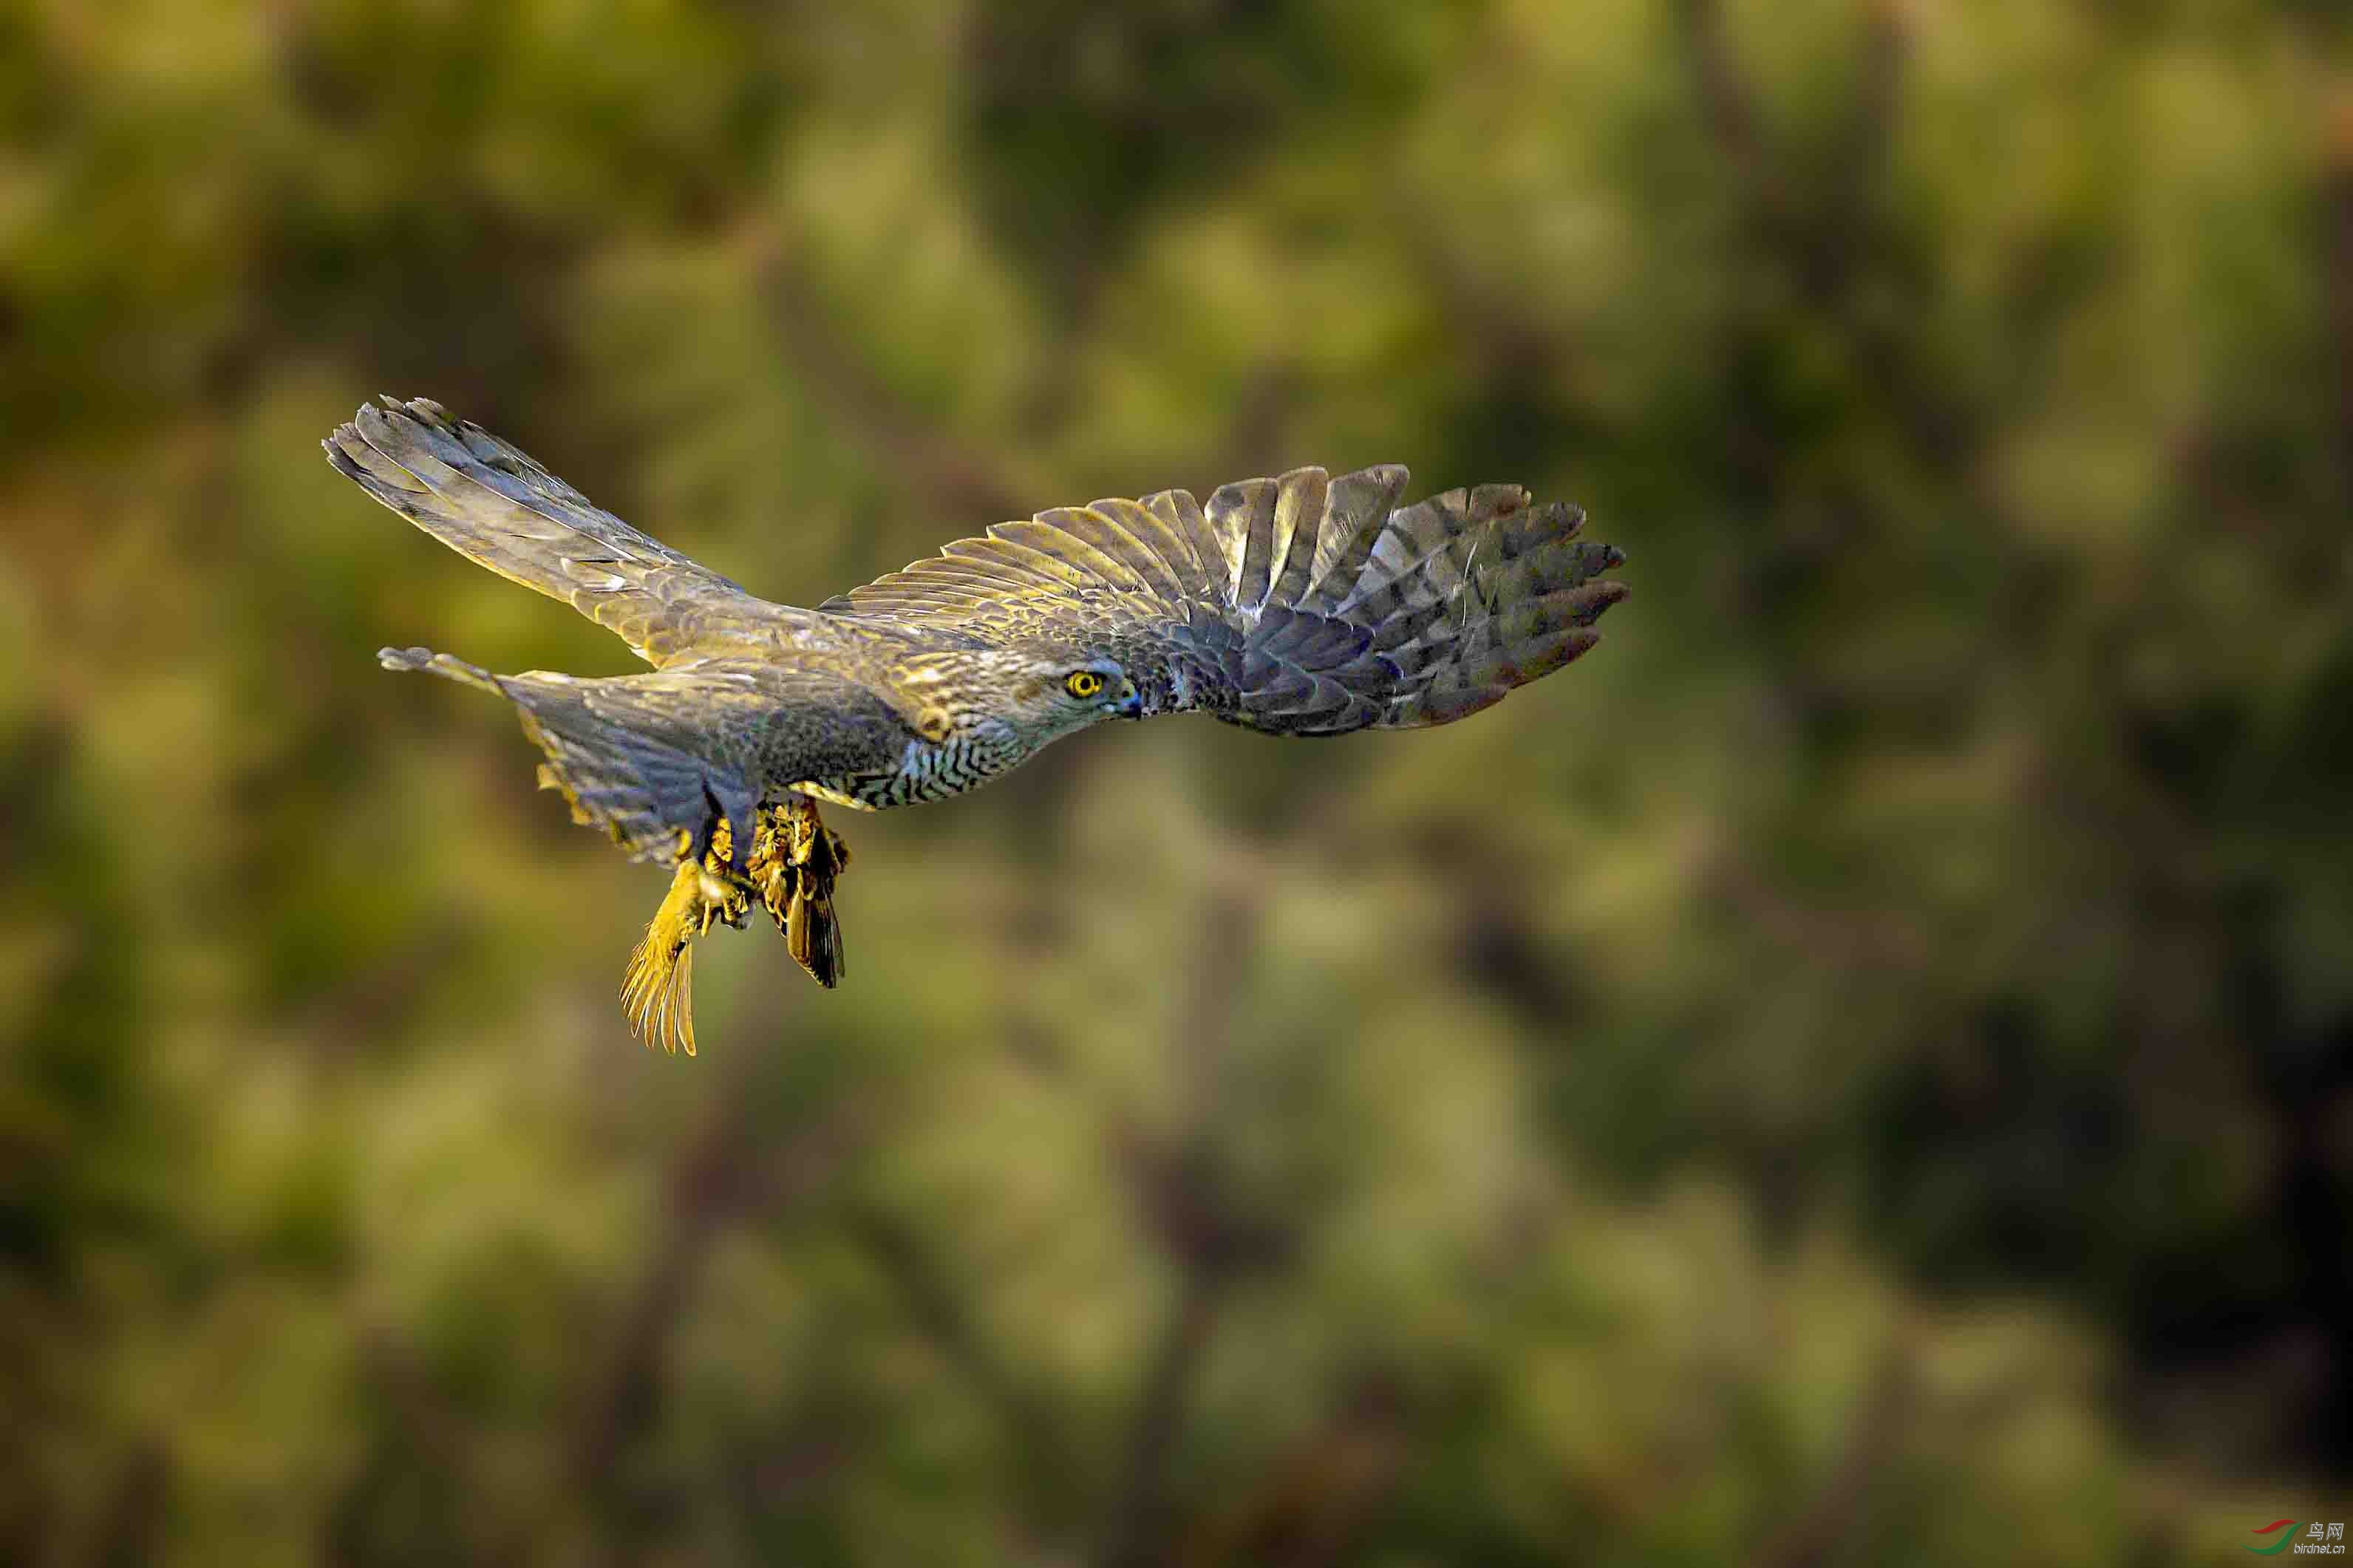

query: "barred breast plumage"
left=794, top=728, right=1029, bottom=811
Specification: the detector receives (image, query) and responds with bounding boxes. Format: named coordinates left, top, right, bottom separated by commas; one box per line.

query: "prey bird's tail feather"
left=624, top=865, right=706, bottom=1057
left=328, top=397, right=763, bottom=664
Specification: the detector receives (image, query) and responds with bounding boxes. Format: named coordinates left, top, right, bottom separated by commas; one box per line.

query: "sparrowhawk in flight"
left=327, top=398, right=1628, bottom=1054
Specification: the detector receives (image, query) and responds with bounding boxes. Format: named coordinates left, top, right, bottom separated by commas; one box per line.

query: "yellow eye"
left=1064, top=671, right=1104, bottom=699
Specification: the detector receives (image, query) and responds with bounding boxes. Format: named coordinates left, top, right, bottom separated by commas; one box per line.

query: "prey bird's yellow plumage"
left=328, top=398, right=1627, bottom=1051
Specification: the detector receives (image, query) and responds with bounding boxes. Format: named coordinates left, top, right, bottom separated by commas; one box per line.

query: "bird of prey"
left=327, top=397, right=1627, bottom=1054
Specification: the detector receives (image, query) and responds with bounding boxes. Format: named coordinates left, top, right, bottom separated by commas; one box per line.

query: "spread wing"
left=821, top=466, right=1628, bottom=734
left=378, top=647, right=912, bottom=860
left=327, top=397, right=803, bottom=666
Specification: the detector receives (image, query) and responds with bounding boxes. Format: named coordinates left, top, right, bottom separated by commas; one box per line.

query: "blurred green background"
left=4, top=1, right=2350, bottom=1562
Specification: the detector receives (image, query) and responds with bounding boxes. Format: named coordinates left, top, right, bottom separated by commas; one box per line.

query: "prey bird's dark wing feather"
left=822, top=466, right=1628, bottom=734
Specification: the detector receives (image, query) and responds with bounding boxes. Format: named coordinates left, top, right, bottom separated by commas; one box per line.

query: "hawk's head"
left=898, top=645, right=1143, bottom=751
left=997, top=651, right=1143, bottom=736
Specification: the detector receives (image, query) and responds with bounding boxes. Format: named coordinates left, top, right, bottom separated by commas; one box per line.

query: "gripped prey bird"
left=327, top=398, right=1628, bottom=1054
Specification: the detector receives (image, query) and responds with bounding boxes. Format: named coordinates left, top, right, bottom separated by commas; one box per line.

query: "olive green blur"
left=2, top=1, right=2348, bottom=1563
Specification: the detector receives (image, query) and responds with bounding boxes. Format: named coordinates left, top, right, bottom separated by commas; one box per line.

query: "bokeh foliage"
left=2, top=0, right=2349, bottom=1561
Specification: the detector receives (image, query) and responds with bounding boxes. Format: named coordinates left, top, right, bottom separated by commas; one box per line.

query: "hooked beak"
left=1114, top=679, right=1143, bottom=720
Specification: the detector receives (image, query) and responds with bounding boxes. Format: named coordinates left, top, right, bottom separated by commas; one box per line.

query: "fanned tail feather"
left=1182, top=468, right=1627, bottom=730
left=1332, top=480, right=1627, bottom=727
left=822, top=463, right=1625, bottom=736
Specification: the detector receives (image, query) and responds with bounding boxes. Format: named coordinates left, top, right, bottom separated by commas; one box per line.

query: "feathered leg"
left=748, top=795, right=851, bottom=988
left=621, top=817, right=750, bottom=1055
